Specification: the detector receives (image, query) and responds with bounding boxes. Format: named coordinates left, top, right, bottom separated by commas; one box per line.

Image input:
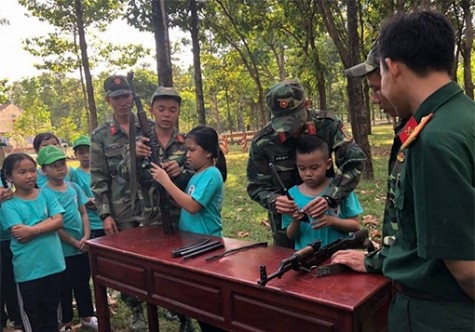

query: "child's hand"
left=0, top=188, right=13, bottom=203
left=79, top=238, right=89, bottom=253
left=304, top=196, right=330, bottom=218
left=291, top=210, right=306, bottom=221
left=150, top=162, right=170, bottom=184
left=311, top=215, right=334, bottom=230
left=11, top=224, right=35, bottom=243
left=162, top=160, right=181, bottom=178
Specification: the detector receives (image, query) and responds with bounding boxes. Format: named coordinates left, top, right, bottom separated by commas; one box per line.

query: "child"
left=0, top=153, right=66, bottom=332
left=151, top=125, right=227, bottom=237
left=37, top=145, right=98, bottom=331
left=282, top=135, right=362, bottom=249
left=33, top=132, right=71, bottom=187
left=70, top=135, right=105, bottom=239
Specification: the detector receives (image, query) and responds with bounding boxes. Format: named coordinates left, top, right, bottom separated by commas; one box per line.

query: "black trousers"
left=18, top=272, right=62, bottom=332
left=60, top=254, right=94, bottom=323
left=0, top=240, right=21, bottom=327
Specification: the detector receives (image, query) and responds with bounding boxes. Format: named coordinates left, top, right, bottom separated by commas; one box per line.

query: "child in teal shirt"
left=1, top=153, right=65, bottom=332
left=282, top=135, right=362, bottom=249
left=38, top=145, right=98, bottom=331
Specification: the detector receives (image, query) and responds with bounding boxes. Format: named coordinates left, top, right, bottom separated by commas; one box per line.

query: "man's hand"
left=303, top=196, right=329, bottom=218
left=136, top=137, right=152, bottom=158
left=331, top=250, right=368, bottom=273
left=275, top=195, right=298, bottom=215
left=103, top=216, right=118, bottom=235
left=162, top=160, right=181, bottom=178
left=0, top=188, right=13, bottom=203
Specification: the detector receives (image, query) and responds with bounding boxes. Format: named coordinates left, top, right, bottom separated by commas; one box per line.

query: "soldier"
left=379, top=11, right=474, bottom=330
left=90, top=74, right=146, bottom=331
left=247, top=80, right=367, bottom=248
left=332, top=39, right=407, bottom=273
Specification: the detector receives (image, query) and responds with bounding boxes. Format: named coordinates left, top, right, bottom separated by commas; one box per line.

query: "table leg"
left=94, top=282, right=111, bottom=332
left=147, top=302, right=159, bottom=331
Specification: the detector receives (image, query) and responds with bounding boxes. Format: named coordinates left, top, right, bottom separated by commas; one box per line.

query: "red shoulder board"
left=399, top=116, right=417, bottom=144
left=110, top=123, right=117, bottom=135
left=176, top=134, right=185, bottom=143
left=306, top=121, right=317, bottom=135
left=400, top=113, right=434, bottom=150
left=278, top=132, right=287, bottom=143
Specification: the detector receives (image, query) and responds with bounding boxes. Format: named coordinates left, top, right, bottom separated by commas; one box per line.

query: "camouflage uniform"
left=247, top=80, right=367, bottom=247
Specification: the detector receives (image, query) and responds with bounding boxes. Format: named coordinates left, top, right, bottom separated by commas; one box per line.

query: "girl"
left=37, top=145, right=98, bottom=331
left=151, top=125, right=227, bottom=237
left=0, top=153, right=65, bottom=332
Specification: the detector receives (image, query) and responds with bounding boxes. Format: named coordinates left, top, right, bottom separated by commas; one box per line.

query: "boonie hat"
left=73, top=135, right=90, bottom=150
left=150, top=86, right=182, bottom=105
left=37, top=145, right=66, bottom=166
left=266, top=80, right=307, bottom=133
left=104, top=75, right=132, bottom=97
left=345, top=39, right=380, bottom=77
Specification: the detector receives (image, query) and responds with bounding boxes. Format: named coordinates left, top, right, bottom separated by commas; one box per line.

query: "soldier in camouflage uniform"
left=247, top=80, right=367, bottom=248
left=332, top=39, right=408, bottom=272
left=90, top=74, right=147, bottom=331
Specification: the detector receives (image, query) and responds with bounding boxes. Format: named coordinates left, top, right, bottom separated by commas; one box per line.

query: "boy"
left=282, top=135, right=362, bottom=249
left=37, top=145, right=98, bottom=331
left=70, top=135, right=105, bottom=239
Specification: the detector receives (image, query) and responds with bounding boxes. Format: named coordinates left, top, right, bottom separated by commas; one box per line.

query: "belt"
left=393, top=282, right=473, bottom=303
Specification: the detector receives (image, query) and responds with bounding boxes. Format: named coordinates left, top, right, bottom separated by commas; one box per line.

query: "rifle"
left=257, top=228, right=375, bottom=286
left=268, top=162, right=310, bottom=223
left=127, top=72, right=175, bottom=234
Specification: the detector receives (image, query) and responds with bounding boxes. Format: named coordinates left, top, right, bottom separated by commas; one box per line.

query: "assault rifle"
left=127, top=72, right=174, bottom=234
left=257, top=229, right=374, bottom=286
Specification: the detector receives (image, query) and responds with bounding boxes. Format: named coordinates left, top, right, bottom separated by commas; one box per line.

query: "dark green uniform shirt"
left=383, top=82, right=475, bottom=301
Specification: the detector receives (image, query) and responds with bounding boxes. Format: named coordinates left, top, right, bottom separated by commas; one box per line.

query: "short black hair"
left=33, top=132, right=60, bottom=153
left=296, top=135, right=330, bottom=159
left=379, top=11, right=455, bottom=76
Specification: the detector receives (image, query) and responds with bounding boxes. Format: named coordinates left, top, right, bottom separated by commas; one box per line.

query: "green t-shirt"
left=1, top=189, right=66, bottom=282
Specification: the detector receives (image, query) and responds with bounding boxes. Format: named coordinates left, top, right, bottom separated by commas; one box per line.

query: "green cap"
left=37, top=145, right=66, bottom=166
left=73, top=135, right=90, bottom=149
left=266, top=80, right=307, bottom=133
left=345, top=39, right=380, bottom=77
left=150, top=86, right=182, bottom=105
left=104, top=75, right=132, bottom=97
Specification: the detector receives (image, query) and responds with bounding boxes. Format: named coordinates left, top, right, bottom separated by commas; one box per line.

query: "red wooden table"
left=88, top=226, right=391, bottom=331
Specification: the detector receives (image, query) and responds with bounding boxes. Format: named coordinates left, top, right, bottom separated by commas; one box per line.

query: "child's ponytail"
left=215, top=147, right=227, bottom=183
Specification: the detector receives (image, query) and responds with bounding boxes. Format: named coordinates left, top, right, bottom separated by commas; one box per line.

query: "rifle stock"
left=127, top=72, right=175, bottom=234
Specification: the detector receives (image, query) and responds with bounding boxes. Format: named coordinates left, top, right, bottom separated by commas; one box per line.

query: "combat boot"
left=130, top=305, right=147, bottom=331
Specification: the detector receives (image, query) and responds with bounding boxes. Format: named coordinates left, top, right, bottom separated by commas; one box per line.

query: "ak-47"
left=257, top=229, right=375, bottom=286
left=127, top=72, right=174, bottom=234
left=269, top=162, right=310, bottom=223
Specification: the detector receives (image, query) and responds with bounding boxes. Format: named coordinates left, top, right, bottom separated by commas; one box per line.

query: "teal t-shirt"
left=282, top=184, right=363, bottom=249
left=0, top=189, right=66, bottom=282
left=179, top=166, right=223, bottom=236
left=0, top=208, right=11, bottom=241
left=42, top=182, right=89, bottom=257
left=70, top=167, right=102, bottom=231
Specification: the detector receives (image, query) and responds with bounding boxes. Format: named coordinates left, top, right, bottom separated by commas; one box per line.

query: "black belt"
left=393, top=282, right=473, bottom=302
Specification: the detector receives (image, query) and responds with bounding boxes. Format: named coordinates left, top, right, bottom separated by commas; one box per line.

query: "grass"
left=63, top=123, right=394, bottom=331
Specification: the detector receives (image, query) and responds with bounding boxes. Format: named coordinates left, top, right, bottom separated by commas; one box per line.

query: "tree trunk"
left=73, top=32, right=90, bottom=133
left=74, top=0, right=97, bottom=130
left=152, top=0, right=173, bottom=86
left=225, top=88, right=234, bottom=134
left=461, top=0, right=474, bottom=99
left=190, top=0, right=206, bottom=125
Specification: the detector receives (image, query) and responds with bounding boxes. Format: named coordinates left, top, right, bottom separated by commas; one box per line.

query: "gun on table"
left=268, top=162, right=310, bottom=223
left=257, top=229, right=375, bottom=286
left=127, top=72, right=175, bottom=234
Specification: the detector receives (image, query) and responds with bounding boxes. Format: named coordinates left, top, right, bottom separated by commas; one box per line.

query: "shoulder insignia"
left=400, top=113, right=434, bottom=150
left=110, top=123, right=118, bottom=135
left=176, top=133, right=185, bottom=143
left=278, top=132, right=287, bottom=143
left=340, top=123, right=353, bottom=140
left=252, top=123, right=273, bottom=143
left=305, top=121, right=317, bottom=135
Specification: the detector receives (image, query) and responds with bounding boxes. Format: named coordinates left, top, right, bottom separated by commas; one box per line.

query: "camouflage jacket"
left=118, top=127, right=194, bottom=227
left=90, top=115, right=145, bottom=224
left=365, top=119, right=406, bottom=273
left=247, top=109, right=367, bottom=231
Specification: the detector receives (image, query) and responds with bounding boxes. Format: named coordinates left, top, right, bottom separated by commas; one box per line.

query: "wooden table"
left=88, top=226, right=391, bottom=331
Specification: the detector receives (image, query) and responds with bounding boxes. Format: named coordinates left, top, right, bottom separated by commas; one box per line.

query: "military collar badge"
left=400, top=113, right=434, bottom=150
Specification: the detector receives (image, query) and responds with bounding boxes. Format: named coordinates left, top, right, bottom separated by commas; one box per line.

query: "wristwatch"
left=100, top=213, right=111, bottom=221
left=322, top=195, right=337, bottom=209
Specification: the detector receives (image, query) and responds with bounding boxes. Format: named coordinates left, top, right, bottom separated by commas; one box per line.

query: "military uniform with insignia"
left=247, top=80, right=367, bottom=247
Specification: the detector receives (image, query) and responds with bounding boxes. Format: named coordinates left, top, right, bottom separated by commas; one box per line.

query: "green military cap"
left=266, top=80, right=307, bottom=133
left=104, top=75, right=133, bottom=97
left=150, top=86, right=182, bottom=105
left=72, top=135, right=90, bottom=150
left=345, top=39, right=380, bottom=77
left=37, top=145, right=66, bottom=166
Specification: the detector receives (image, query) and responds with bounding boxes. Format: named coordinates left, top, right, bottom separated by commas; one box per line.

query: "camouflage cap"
left=37, top=145, right=66, bottom=166
left=72, top=135, right=90, bottom=149
left=104, top=75, right=133, bottom=97
left=266, top=80, right=307, bottom=133
left=345, top=39, right=380, bottom=77
left=150, top=86, right=182, bottom=105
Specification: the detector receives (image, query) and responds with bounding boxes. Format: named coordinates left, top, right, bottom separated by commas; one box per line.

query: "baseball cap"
left=104, top=75, right=133, bottom=97
left=345, top=39, right=380, bottom=77
left=150, top=86, right=182, bottom=105
left=37, top=145, right=66, bottom=166
left=73, top=135, right=90, bottom=150
left=266, top=80, right=307, bottom=133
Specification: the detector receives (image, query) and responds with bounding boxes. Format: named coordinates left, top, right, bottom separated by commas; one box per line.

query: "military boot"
left=130, top=305, right=147, bottom=331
